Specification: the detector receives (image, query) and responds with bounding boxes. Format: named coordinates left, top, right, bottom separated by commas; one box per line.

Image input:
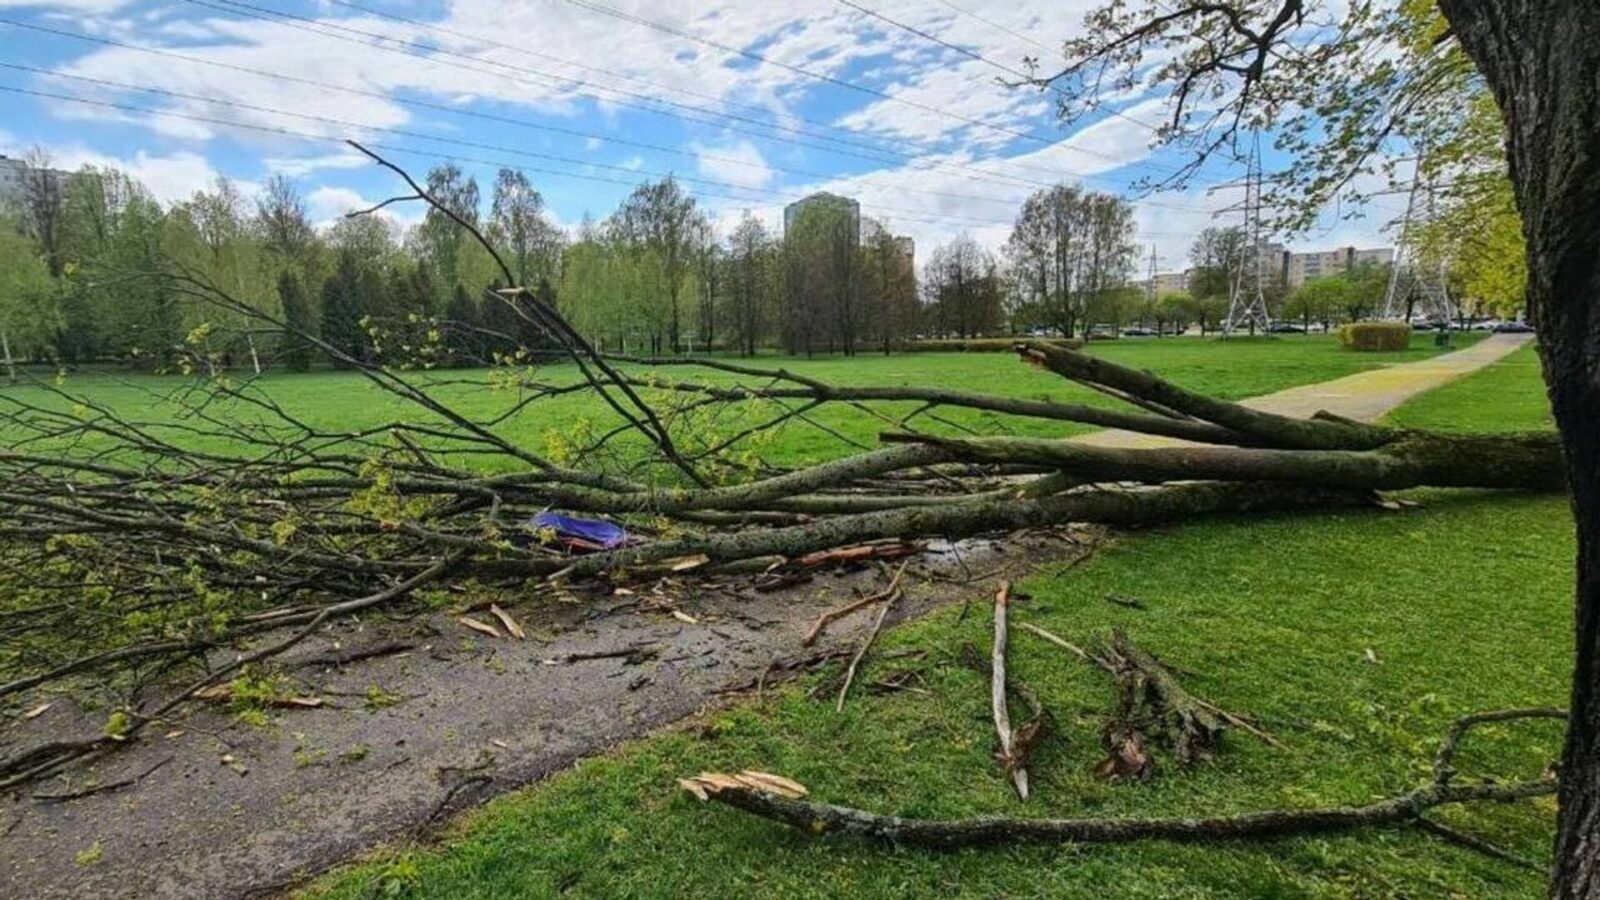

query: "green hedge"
left=1337, top=322, right=1412, bottom=351
left=910, top=337, right=1082, bottom=352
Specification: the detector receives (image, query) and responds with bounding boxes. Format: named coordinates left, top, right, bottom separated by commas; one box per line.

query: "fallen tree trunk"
left=884, top=430, right=1566, bottom=494
left=0, top=145, right=1569, bottom=787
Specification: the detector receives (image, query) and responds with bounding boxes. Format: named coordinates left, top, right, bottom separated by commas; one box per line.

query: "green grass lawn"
left=1388, top=343, right=1552, bottom=433
left=300, top=341, right=1568, bottom=899
left=4, top=333, right=1478, bottom=472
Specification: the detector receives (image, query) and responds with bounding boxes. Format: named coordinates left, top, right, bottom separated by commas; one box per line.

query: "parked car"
left=1120, top=327, right=1157, bottom=337
left=1267, top=323, right=1306, bottom=334
left=1492, top=320, right=1536, bottom=333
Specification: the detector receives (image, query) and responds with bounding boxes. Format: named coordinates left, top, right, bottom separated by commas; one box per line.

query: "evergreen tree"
left=408, top=266, right=437, bottom=318
left=276, top=271, right=313, bottom=372
left=320, top=251, right=365, bottom=367
left=443, top=282, right=480, bottom=366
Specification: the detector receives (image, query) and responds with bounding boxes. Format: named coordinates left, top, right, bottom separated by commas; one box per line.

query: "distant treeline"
left=1, top=150, right=1431, bottom=375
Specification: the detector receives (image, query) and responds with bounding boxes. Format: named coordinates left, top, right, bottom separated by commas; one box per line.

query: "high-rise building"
left=1144, top=271, right=1192, bottom=295
left=0, top=154, right=30, bottom=212
left=1284, top=245, right=1395, bottom=288
left=783, top=192, right=861, bottom=246
left=0, top=154, right=74, bottom=217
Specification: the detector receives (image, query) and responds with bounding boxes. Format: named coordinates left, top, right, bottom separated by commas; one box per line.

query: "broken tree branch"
left=990, top=581, right=1029, bottom=800
left=683, top=709, right=1564, bottom=850
left=836, top=590, right=898, bottom=712
left=803, top=559, right=911, bottom=647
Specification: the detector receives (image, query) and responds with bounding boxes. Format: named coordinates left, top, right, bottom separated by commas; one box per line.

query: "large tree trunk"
left=1437, top=1, right=1600, bottom=894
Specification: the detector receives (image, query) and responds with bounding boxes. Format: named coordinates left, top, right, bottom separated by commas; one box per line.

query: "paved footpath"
left=1076, top=332, right=1534, bottom=448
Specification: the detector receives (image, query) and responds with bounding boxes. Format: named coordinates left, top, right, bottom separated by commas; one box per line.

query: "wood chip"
left=677, top=777, right=710, bottom=801
left=736, top=771, right=809, bottom=798
left=666, top=554, right=711, bottom=572
left=488, top=604, right=525, bottom=640
left=21, top=702, right=52, bottom=720
left=680, top=771, right=809, bottom=801
left=489, top=738, right=509, bottom=749
left=280, top=696, right=324, bottom=708
left=696, top=772, right=746, bottom=792
left=457, top=615, right=504, bottom=638
left=670, top=609, right=699, bottom=625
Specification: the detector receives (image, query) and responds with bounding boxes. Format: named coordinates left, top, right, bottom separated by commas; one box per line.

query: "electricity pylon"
left=1209, top=133, right=1272, bottom=335
left=1382, top=156, right=1456, bottom=323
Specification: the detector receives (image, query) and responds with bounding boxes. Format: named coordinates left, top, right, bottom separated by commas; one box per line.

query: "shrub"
left=1337, top=322, right=1412, bottom=351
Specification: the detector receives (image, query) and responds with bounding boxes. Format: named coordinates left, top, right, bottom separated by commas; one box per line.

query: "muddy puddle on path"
left=0, top=528, right=1096, bottom=900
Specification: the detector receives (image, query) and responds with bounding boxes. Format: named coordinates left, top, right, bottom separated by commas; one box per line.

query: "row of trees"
left=0, top=152, right=554, bottom=372
left=1, top=146, right=1513, bottom=374
left=0, top=153, right=931, bottom=368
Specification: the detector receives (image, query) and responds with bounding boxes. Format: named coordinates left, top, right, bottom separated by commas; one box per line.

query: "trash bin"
left=1434, top=327, right=1451, bottom=348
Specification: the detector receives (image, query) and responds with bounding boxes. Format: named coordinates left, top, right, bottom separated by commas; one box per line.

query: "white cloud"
left=41, top=145, right=221, bottom=204
left=264, top=150, right=370, bottom=177
left=305, top=185, right=423, bottom=231
left=834, top=56, right=1052, bottom=149
left=305, top=185, right=370, bottom=221
left=690, top=138, right=773, bottom=190
left=0, top=0, right=133, bottom=12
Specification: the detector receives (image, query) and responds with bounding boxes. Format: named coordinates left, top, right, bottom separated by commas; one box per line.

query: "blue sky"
left=0, top=0, right=1406, bottom=271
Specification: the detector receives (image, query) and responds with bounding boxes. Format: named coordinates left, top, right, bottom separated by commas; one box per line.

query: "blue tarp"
left=526, top=512, right=628, bottom=551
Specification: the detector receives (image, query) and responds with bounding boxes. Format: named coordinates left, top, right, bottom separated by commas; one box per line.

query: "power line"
left=0, top=29, right=1052, bottom=214
left=0, top=68, right=1007, bottom=230
left=167, top=1, right=1224, bottom=208
left=549, top=0, right=1189, bottom=182
left=175, top=0, right=1095, bottom=197
left=15, top=3, right=1223, bottom=211
left=200, top=0, right=1219, bottom=199
left=318, top=0, right=932, bottom=172
left=0, top=81, right=1199, bottom=239
left=926, top=0, right=1053, bottom=54
left=834, top=0, right=1174, bottom=142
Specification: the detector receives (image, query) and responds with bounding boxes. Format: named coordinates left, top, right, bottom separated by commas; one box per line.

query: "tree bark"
left=1435, top=1, right=1600, bottom=895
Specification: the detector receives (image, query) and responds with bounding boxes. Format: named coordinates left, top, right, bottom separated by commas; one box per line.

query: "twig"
left=1019, top=622, right=1111, bottom=671
left=31, top=755, right=173, bottom=803
left=1413, top=817, right=1544, bottom=872
left=802, top=559, right=910, bottom=646
left=546, top=643, right=659, bottom=665
left=1191, top=696, right=1284, bottom=748
left=289, top=641, right=416, bottom=671
left=835, top=592, right=898, bottom=712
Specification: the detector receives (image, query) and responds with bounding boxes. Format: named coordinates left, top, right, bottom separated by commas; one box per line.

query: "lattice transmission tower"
left=1382, top=156, right=1456, bottom=323
left=1210, top=133, right=1272, bottom=335
left=1144, top=244, right=1158, bottom=305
